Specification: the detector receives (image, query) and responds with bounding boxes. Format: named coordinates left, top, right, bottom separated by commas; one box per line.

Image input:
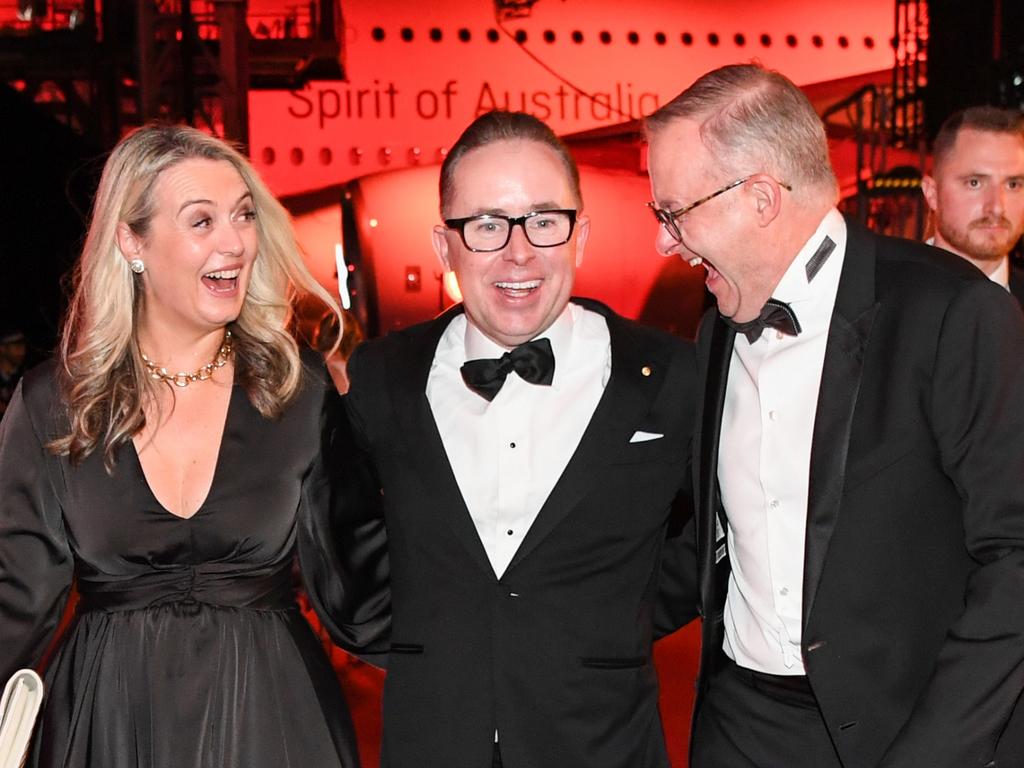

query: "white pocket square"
left=629, top=430, right=664, bottom=443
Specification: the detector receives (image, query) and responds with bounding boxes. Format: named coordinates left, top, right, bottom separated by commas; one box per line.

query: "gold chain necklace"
left=141, top=330, right=234, bottom=388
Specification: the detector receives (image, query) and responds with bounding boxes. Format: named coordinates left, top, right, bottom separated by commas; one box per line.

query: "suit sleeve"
left=297, top=347, right=391, bottom=655
left=654, top=337, right=701, bottom=638
left=0, top=380, right=73, bottom=682
left=880, top=280, right=1024, bottom=766
left=654, top=512, right=700, bottom=638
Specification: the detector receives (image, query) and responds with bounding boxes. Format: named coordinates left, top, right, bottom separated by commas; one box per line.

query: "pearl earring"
left=129, top=259, right=145, bottom=274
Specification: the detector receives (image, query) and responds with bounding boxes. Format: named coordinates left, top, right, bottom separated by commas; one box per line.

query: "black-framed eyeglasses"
left=444, top=209, right=577, bottom=253
left=647, top=176, right=793, bottom=242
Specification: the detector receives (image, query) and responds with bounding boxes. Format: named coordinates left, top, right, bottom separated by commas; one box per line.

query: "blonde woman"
left=0, top=125, right=369, bottom=768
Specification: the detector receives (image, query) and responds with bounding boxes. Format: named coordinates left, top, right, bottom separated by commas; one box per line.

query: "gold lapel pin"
left=641, top=365, right=652, bottom=377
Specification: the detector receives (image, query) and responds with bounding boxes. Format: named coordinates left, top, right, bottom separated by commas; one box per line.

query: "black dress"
left=0, top=358, right=361, bottom=768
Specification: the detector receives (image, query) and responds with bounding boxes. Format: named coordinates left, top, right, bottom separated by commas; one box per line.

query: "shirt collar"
left=772, top=208, right=846, bottom=306
left=990, top=256, right=1011, bottom=291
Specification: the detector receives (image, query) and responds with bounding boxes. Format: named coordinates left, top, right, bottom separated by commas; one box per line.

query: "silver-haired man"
left=649, top=63, right=1024, bottom=768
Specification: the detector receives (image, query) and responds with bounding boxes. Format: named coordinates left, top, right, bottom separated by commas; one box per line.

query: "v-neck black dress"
left=0, top=358, right=360, bottom=768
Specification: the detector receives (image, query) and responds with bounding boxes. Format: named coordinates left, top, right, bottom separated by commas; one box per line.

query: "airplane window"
left=515, top=29, right=527, bottom=43
left=708, top=32, right=720, bottom=46
left=682, top=32, right=693, bottom=46
left=544, top=29, right=556, bottom=43
left=487, top=28, right=499, bottom=42
left=371, top=27, right=385, bottom=41
left=458, top=28, right=471, bottom=42
left=429, top=27, right=442, bottom=42
left=319, top=148, right=333, bottom=165
left=838, top=35, right=849, bottom=48
left=572, top=30, right=584, bottom=44
left=786, top=33, right=798, bottom=47
left=734, top=33, right=746, bottom=46
left=290, top=148, right=304, bottom=166
left=812, top=34, right=824, bottom=47
left=261, top=147, right=275, bottom=166
left=401, top=27, right=414, bottom=42
left=760, top=33, right=772, bottom=47
left=864, top=35, right=875, bottom=48
left=600, top=30, right=612, bottom=44
left=628, top=31, right=639, bottom=45
left=655, top=31, right=667, bottom=45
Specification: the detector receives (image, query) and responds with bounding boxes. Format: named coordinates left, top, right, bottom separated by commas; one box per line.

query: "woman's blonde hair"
left=52, top=123, right=338, bottom=468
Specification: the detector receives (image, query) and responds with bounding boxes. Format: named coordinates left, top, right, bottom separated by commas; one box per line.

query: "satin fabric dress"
left=0, top=357, right=360, bottom=768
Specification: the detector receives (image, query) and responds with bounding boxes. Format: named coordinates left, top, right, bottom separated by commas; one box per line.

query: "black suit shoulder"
left=573, top=295, right=694, bottom=355
left=849, top=229, right=1019, bottom=329
left=620, top=316, right=697, bottom=395
left=610, top=308, right=694, bottom=352
left=574, top=297, right=698, bottom=407
left=343, top=312, right=458, bottom=451
left=872, top=231, right=999, bottom=294
left=348, top=310, right=456, bottom=373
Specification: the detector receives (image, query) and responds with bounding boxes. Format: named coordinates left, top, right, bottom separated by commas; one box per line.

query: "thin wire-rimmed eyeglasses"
left=647, top=176, right=792, bottom=242
left=444, top=209, right=577, bottom=253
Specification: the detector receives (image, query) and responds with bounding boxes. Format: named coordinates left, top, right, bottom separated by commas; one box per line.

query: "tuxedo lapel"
left=802, top=219, right=880, bottom=626
left=388, top=307, right=495, bottom=577
left=697, top=315, right=735, bottom=600
left=505, top=305, right=669, bottom=572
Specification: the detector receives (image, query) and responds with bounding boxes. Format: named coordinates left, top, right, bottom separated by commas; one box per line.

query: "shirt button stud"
left=769, top=499, right=780, bottom=509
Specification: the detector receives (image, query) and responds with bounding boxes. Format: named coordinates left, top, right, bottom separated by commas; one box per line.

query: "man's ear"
left=921, top=175, right=939, bottom=212
left=574, top=214, right=590, bottom=268
left=432, top=225, right=453, bottom=271
left=116, top=223, right=142, bottom=263
left=749, top=177, right=784, bottom=227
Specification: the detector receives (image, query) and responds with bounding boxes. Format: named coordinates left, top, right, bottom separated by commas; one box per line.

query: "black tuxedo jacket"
left=670, top=219, right=1024, bottom=768
left=314, top=298, right=697, bottom=768
left=996, top=261, right=1024, bottom=768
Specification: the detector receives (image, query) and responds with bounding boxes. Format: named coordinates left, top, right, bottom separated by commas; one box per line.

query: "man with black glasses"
left=307, top=110, right=697, bottom=768
left=647, top=63, right=1024, bottom=768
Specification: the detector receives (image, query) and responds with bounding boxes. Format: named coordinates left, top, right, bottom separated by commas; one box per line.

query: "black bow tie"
left=460, top=338, right=555, bottom=402
left=722, top=299, right=802, bottom=343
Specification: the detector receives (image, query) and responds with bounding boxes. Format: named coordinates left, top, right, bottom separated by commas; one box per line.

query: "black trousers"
left=492, top=743, right=502, bottom=768
left=691, top=655, right=844, bottom=768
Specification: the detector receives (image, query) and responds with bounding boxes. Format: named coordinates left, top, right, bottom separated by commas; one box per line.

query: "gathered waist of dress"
left=77, top=562, right=297, bottom=613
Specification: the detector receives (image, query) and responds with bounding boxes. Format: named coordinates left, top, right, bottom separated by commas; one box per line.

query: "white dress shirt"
left=426, top=303, right=611, bottom=579
left=990, top=256, right=1010, bottom=290
left=719, top=208, right=847, bottom=675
